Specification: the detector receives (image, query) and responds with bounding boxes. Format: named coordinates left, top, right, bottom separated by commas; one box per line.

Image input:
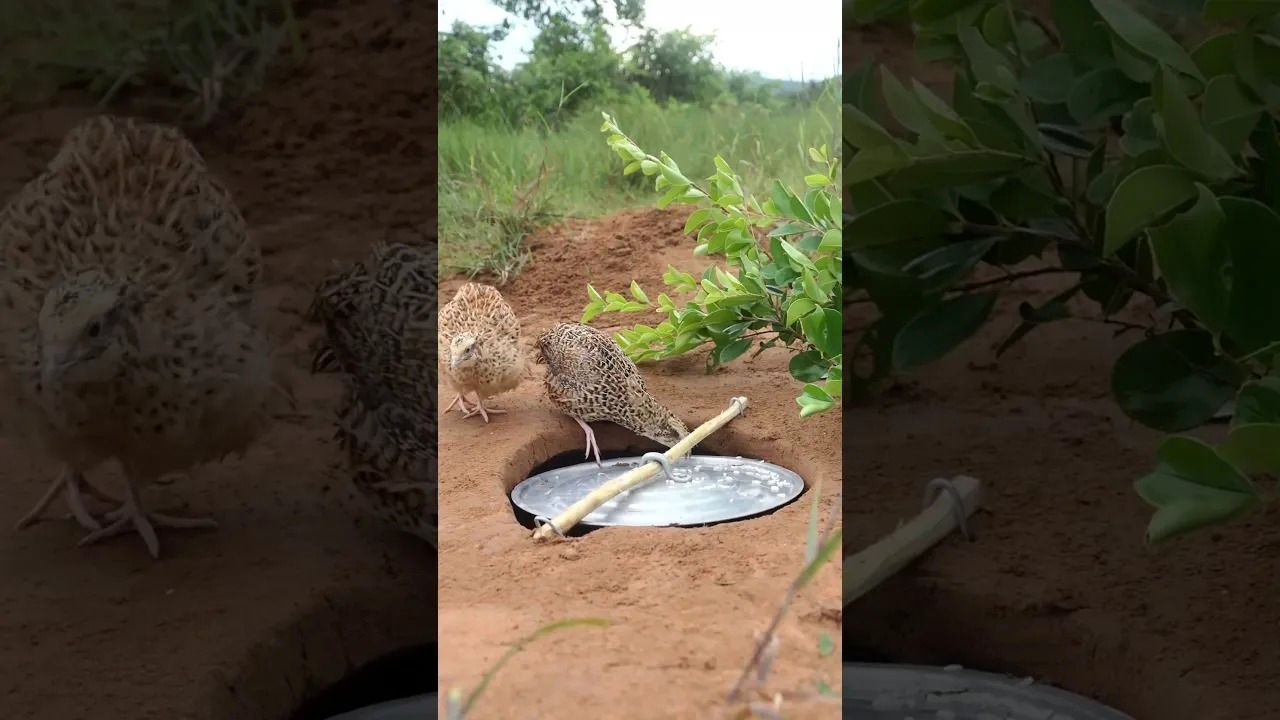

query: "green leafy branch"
left=845, top=0, right=1280, bottom=542
left=583, top=111, right=843, bottom=417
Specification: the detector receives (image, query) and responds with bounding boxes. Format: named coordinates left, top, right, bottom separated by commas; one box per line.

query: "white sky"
left=438, top=0, right=841, bottom=82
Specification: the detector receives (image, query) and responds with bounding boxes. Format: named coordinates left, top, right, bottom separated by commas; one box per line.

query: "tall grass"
left=438, top=93, right=840, bottom=281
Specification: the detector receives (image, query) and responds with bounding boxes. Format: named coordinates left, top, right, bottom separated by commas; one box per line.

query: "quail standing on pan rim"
left=536, top=322, right=688, bottom=465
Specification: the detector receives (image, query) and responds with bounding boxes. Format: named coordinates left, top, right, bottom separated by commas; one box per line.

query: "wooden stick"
left=532, top=396, right=750, bottom=541
left=843, top=475, right=982, bottom=605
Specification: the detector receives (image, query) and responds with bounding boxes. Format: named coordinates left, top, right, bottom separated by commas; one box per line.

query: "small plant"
left=721, top=473, right=841, bottom=718
left=845, top=0, right=1280, bottom=543
left=583, top=112, right=843, bottom=418
left=445, top=617, right=609, bottom=720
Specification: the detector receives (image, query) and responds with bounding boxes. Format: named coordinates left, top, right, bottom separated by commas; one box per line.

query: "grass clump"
left=0, top=0, right=303, bottom=125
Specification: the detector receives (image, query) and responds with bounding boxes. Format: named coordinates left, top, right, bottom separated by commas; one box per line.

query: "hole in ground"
left=290, top=643, right=435, bottom=720
left=846, top=574, right=1201, bottom=718
left=205, top=563, right=435, bottom=720
left=505, top=423, right=807, bottom=536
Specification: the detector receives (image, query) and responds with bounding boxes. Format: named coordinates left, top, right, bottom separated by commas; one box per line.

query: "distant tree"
left=513, top=14, right=626, bottom=120
left=494, top=0, right=644, bottom=27
left=438, top=21, right=510, bottom=120
left=624, top=28, right=724, bottom=104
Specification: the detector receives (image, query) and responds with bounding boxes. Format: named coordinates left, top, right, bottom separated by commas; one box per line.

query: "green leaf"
left=1111, top=330, right=1245, bottom=431
left=1191, top=31, right=1244, bottom=80
left=957, top=25, right=1017, bottom=94
left=715, top=338, right=752, bottom=365
left=1022, top=53, right=1076, bottom=104
left=911, top=78, right=977, bottom=144
left=1220, top=198, right=1280, bottom=353
left=771, top=181, right=813, bottom=223
left=786, top=297, right=817, bottom=326
left=789, top=351, right=828, bottom=382
left=1204, top=0, right=1280, bottom=21
left=587, top=284, right=602, bottom=303
left=1053, top=0, right=1113, bottom=67
left=804, top=174, right=830, bottom=187
left=629, top=280, right=649, bottom=304
left=848, top=199, right=950, bottom=249
left=892, top=292, right=998, bottom=371
left=801, top=308, right=842, bottom=359
left=1111, top=33, right=1157, bottom=82
left=1088, top=0, right=1204, bottom=82
left=1155, top=65, right=1239, bottom=181
left=1067, top=66, right=1146, bottom=128
left=885, top=150, right=1028, bottom=192
left=901, top=237, right=997, bottom=292
left=778, top=239, right=818, bottom=272
left=881, top=67, right=941, bottom=140
left=581, top=300, right=604, bottom=323
left=1235, top=377, right=1280, bottom=424
left=843, top=103, right=898, bottom=149
left=1147, top=184, right=1230, bottom=333
left=802, top=270, right=829, bottom=304
left=1202, top=75, right=1263, bottom=156
left=797, top=383, right=836, bottom=417
left=1219, top=423, right=1280, bottom=475
left=1103, top=164, right=1198, bottom=256
left=818, top=229, right=841, bottom=253
left=1135, top=436, right=1259, bottom=543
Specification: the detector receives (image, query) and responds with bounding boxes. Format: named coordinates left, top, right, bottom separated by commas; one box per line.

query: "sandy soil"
left=845, top=23, right=1280, bottom=720
left=0, top=2, right=434, bottom=718
left=436, top=208, right=843, bottom=719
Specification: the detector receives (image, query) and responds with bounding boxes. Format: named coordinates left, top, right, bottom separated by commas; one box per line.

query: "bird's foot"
left=15, top=470, right=117, bottom=531
left=573, top=417, right=603, bottom=467
left=443, top=393, right=474, bottom=416
left=77, top=503, right=217, bottom=559
left=460, top=394, right=506, bottom=423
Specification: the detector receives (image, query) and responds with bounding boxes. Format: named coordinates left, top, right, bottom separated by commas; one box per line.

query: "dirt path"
left=0, top=2, right=434, bottom=718
left=437, top=208, right=843, bottom=719
left=846, top=22, right=1280, bottom=720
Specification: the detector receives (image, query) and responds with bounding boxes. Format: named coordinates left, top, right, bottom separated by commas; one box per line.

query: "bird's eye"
left=86, top=321, right=101, bottom=338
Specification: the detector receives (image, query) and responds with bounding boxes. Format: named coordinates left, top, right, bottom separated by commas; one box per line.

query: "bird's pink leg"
left=460, top=392, right=507, bottom=423
left=14, top=468, right=115, bottom=531
left=443, top=393, right=474, bottom=416
left=573, top=416, right=603, bottom=466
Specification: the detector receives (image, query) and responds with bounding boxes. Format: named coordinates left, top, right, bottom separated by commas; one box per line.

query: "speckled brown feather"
left=536, top=322, right=688, bottom=446
left=437, top=283, right=522, bottom=402
left=310, top=242, right=436, bottom=545
left=0, top=114, right=279, bottom=484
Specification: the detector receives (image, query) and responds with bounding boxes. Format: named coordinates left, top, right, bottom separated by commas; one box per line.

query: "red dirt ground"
left=0, top=2, right=434, bottom=718
left=436, top=207, right=843, bottom=719
left=846, top=25, right=1280, bottom=720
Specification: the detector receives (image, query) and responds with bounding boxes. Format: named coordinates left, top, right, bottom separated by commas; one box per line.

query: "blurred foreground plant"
left=844, top=0, right=1280, bottom=543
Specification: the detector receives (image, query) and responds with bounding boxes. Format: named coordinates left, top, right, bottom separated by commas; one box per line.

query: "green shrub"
left=845, top=0, right=1280, bottom=543
left=582, top=112, right=843, bottom=418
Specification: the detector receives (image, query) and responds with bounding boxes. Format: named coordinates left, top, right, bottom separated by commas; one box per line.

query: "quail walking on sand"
left=536, top=322, right=688, bottom=465
left=0, top=115, right=287, bottom=558
left=437, top=282, right=523, bottom=423
left=310, top=242, right=436, bottom=545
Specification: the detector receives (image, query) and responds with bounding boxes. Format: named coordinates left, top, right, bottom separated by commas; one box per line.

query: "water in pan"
left=509, top=454, right=806, bottom=527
